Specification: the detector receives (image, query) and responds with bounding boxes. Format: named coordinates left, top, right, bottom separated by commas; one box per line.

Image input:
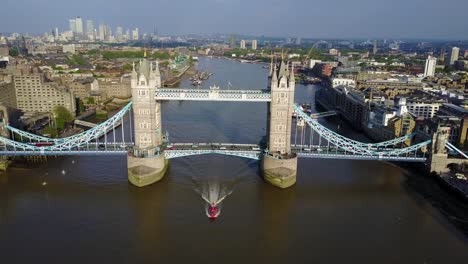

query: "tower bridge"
left=0, top=58, right=466, bottom=188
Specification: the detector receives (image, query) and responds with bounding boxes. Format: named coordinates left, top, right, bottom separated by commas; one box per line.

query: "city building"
left=295, top=37, right=301, bottom=45
left=75, top=17, right=84, bottom=38
left=69, top=19, right=76, bottom=33
left=406, top=99, right=441, bottom=119
left=447, top=47, right=460, bottom=67
left=424, top=55, right=437, bottom=77
left=98, top=76, right=131, bottom=99
left=98, top=24, right=106, bottom=41
left=116, top=27, right=124, bottom=42
left=230, top=35, right=236, bottom=49
left=67, top=78, right=95, bottom=99
left=0, top=81, right=16, bottom=108
left=240, top=40, right=246, bottom=49
left=251, top=40, right=257, bottom=50
left=132, top=28, right=139, bottom=40
left=86, top=20, right=94, bottom=40
left=373, top=40, right=378, bottom=54
left=437, top=103, right=468, bottom=149
left=309, top=59, right=322, bottom=69
left=12, top=74, right=76, bottom=114
left=332, top=78, right=356, bottom=88
left=62, top=44, right=76, bottom=54
left=329, top=49, right=339, bottom=56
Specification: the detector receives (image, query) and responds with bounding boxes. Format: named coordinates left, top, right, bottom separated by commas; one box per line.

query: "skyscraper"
left=132, top=28, right=139, bottom=40
left=230, top=35, right=236, bottom=48
left=240, top=40, right=246, bottom=49
left=424, top=55, right=437, bottom=77
left=98, top=24, right=106, bottom=41
left=447, top=47, right=460, bottom=67
left=69, top=19, right=76, bottom=33
left=373, top=40, right=378, bottom=54
left=86, top=20, right=94, bottom=40
left=295, top=37, right=301, bottom=45
left=75, top=17, right=84, bottom=37
left=252, top=40, right=258, bottom=50
left=116, top=27, right=124, bottom=42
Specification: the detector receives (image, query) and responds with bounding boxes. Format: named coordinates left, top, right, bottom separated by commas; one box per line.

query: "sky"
left=1, top=0, right=468, bottom=39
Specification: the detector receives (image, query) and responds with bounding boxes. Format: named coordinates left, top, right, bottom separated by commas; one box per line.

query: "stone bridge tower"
left=127, top=59, right=168, bottom=187
left=262, top=60, right=298, bottom=188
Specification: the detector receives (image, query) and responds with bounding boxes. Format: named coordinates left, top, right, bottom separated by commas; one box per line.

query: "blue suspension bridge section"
left=0, top=101, right=466, bottom=163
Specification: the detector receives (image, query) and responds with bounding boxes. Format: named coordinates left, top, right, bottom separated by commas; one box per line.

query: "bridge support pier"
left=0, top=157, right=10, bottom=172
left=261, top=154, right=298, bottom=189
left=127, top=154, right=169, bottom=187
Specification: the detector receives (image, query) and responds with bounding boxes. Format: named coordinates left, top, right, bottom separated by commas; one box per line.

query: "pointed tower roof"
left=272, top=63, right=278, bottom=82
left=278, top=59, right=289, bottom=80
left=154, top=60, right=160, bottom=76
left=289, top=63, right=295, bottom=83
left=137, top=59, right=151, bottom=80
left=131, top=61, right=137, bottom=79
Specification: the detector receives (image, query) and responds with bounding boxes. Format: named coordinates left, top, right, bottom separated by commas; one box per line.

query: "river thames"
left=0, top=57, right=467, bottom=263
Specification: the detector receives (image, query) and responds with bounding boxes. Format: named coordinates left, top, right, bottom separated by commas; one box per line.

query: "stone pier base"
left=261, top=154, right=298, bottom=189
left=0, top=158, right=11, bottom=172
left=127, top=154, right=168, bottom=187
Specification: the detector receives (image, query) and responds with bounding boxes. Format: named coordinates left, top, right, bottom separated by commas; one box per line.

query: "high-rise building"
left=86, top=20, right=94, bottom=40
left=252, top=40, right=257, bottom=50
left=69, top=19, right=76, bottom=33
left=447, top=47, right=460, bottom=67
left=116, top=27, right=124, bottom=42
left=105, top=25, right=112, bottom=41
left=230, top=35, right=236, bottom=48
left=373, top=40, right=378, bottom=54
left=464, top=50, right=468, bottom=59
left=126, top=29, right=130, bottom=41
left=132, top=28, right=139, bottom=40
left=12, top=74, right=76, bottom=114
left=424, top=55, right=437, bottom=77
left=75, top=17, right=84, bottom=37
left=98, top=24, right=106, bottom=41
left=295, top=37, right=301, bottom=45
left=52, top=27, right=59, bottom=38
left=240, top=39, right=246, bottom=49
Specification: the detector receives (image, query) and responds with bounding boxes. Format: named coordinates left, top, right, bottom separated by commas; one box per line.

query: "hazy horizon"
left=2, top=0, right=467, bottom=40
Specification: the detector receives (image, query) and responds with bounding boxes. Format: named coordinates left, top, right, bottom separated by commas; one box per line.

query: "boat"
left=206, top=204, right=220, bottom=219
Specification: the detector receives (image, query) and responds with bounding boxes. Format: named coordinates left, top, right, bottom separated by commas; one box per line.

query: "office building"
left=240, top=40, right=246, bottom=49
left=75, top=17, right=84, bottom=37
left=69, top=19, right=76, bottom=33
left=447, top=47, right=460, bottom=67
left=230, top=35, right=236, bottom=48
left=424, top=55, right=437, bottom=77
left=116, top=27, right=124, bottom=42
left=98, top=24, right=106, bottom=41
left=86, top=20, right=94, bottom=40
left=12, top=74, right=76, bottom=114
left=251, top=40, right=257, bottom=50
left=132, top=28, right=139, bottom=40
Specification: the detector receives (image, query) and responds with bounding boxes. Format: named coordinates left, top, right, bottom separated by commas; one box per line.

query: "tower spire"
left=269, top=52, right=274, bottom=76
left=290, top=63, right=295, bottom=83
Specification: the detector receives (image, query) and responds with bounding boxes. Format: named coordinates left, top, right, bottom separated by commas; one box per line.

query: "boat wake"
left=192, top=178, right=241, bottom=220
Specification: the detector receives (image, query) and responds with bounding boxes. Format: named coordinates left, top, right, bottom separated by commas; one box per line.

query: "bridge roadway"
left=0, top=142, right=427, bottom=162
left=155, top=88, right=271, bottom=102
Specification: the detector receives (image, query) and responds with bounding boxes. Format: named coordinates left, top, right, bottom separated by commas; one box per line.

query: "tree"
left=86, top=97, right=95, bottom=105
left=9, top=47, right=19, bottom=57
left=53, top=106, right=73, bottom=129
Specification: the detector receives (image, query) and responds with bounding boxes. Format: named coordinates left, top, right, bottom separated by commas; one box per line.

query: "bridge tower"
left=127, top=59, right=168, bottom=187
left=428, top=127, right=450, bottom=174
left=262, top=59, right=298, bottom=188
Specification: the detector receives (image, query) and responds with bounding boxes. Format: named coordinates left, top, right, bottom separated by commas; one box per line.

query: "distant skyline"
left=1, top=0, right=468, bottom=39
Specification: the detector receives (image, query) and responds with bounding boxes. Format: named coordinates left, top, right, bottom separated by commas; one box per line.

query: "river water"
left=0, top=57, right=467, bottom=263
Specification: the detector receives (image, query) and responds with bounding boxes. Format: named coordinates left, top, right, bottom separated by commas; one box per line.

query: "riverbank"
left=164, top=64, right=193, bottom=87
